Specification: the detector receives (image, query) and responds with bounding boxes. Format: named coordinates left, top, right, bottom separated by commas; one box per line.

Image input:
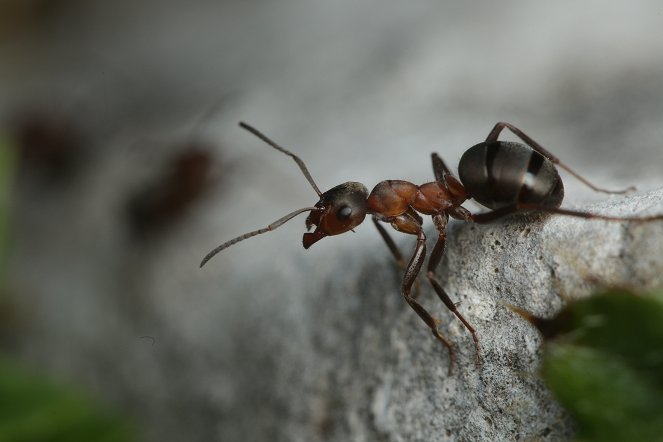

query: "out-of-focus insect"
left=127, top=147, right=215, bottom=236
left=127, top=102, right=226, bottom=237
left=8, top=110, right=85, bottom=183
left=200, top=121, right=663, bottom=372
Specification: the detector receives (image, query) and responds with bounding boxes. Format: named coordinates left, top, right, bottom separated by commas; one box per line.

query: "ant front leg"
left=372, top=216, right=421, bottom=297
left=373, top=216, right=406, bottom=268
left=387, top=212, right=456, bottom=373
left=426, top=214, right=481, bottom=364
left=486, top=122, right=635, bottom=195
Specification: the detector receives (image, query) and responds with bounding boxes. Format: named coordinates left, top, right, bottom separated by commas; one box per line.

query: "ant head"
left=303, top=182, right=368, bottom=249
left=200, top=123, right=368, bottom=268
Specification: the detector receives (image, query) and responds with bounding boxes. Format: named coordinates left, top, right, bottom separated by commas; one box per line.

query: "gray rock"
left=215, top=188, right=663, bottom=442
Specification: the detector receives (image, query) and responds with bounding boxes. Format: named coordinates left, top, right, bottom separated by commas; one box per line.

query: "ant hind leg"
left=431, top=153, right=453, bottom=182
left=485, top=122, right=635, bottom=195
left=469, top=202, right=663, bottom=224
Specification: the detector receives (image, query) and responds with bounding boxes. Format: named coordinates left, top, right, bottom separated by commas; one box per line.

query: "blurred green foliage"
left=0, top=136, right=136, bottom=441
left=540, top=290, right=663, bottom=442
left=0, top=135, right=14, bottom=269
left=0, top=358, right=134, bottom=442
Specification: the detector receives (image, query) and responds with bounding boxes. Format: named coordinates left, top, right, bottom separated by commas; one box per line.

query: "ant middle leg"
left=390, top=213, right=456, bottom=373
left=485, top=122, right=635, bottom=195
left=426, top=214, right=481, bottom=364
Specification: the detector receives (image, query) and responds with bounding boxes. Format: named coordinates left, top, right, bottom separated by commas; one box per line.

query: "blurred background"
left=1, top=1, right=663, bottom=440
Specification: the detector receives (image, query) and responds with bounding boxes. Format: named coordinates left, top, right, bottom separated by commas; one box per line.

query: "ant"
left=201, top=121, right=663, bottom=372
left=8, top=110, right=86, bottom=184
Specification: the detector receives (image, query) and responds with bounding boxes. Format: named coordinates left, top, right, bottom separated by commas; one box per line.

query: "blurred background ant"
left=125, top=103, right=225, bottom=239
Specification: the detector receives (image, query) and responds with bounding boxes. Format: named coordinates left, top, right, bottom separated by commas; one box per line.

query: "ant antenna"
left=200, top=123, right=327, bottom=268
left=239, top=122, right=323, bottom=197
left=200, top=206, right=322, bottom=267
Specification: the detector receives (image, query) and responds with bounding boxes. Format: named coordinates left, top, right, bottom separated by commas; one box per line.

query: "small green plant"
left=520, top=290, right=663, bottom=442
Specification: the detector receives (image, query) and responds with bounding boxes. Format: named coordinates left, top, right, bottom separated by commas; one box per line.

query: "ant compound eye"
left=337, top=205, right=352, bottom=220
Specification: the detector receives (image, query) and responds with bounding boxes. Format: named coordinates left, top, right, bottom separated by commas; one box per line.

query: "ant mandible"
left=201, top=121, right=663, bottom=372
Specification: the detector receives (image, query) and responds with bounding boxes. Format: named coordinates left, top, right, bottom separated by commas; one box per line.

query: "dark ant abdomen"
left=458, top=141, right=564, bottom=210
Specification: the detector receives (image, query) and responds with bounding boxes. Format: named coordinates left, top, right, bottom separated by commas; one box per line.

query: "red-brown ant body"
left=201, top=121, right=663, bottom=372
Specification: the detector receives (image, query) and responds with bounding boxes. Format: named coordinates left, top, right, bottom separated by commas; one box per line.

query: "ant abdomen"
left=458, top=141, right=564, bottom=210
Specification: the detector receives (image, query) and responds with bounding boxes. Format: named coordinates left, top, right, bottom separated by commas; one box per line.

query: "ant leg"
left=426, top=214, right=481, bottom=364
left=390, top=213, right=455, bottom=373
left=432, top=153, right=471, bottom=202
left=372, top=216, right=421, bottom=296
left=485, top=122, right=635, bottom=194
left=373, top=216, right=405, bottom=266
left=431, top=153, right=452, bottom=182
left=470, top=203, right=663, bottom=224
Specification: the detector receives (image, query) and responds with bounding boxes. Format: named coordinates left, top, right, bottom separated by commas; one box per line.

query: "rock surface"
left=213, top=188, right=663, bottom=441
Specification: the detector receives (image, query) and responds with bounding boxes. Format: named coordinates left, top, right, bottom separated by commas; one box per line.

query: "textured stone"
left=215, top=188, right=663, bottom=441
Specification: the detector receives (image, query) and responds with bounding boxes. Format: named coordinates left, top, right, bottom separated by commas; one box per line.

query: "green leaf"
left=540, top=290, right=663, bottom=442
